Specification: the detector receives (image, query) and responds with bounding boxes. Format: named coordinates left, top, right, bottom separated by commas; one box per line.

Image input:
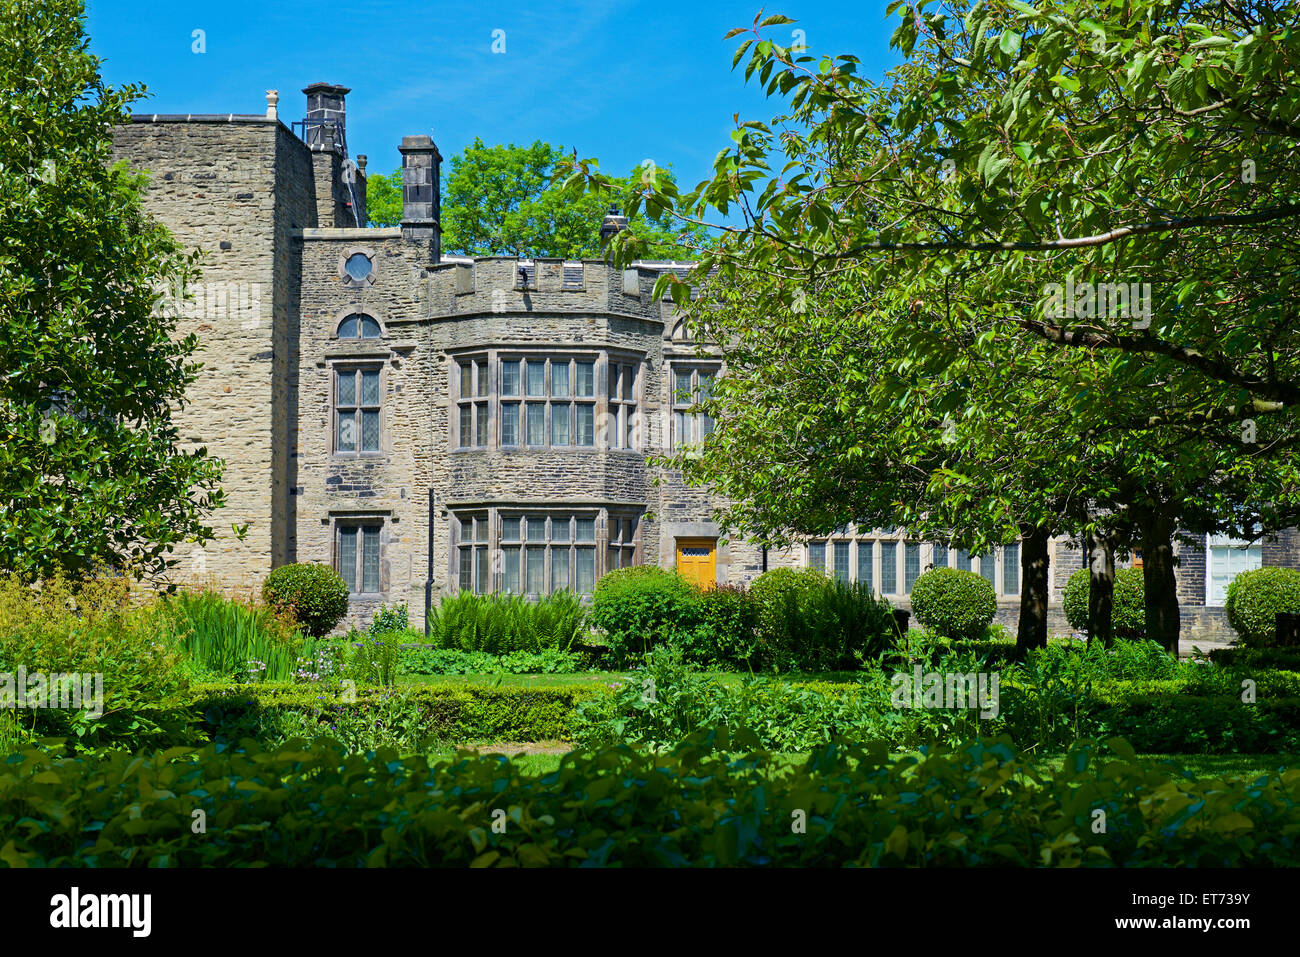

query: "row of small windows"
left=458, top=357, right=604, bottom=449
left=455, top=510, right=640, bottom=596
left=807, top=535, right=1022, bottom=597
left=330, top=355, right=720, bottom=456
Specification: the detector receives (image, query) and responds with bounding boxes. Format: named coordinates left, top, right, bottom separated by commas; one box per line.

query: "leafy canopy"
left=0, top=0, right=225, bottom=581
left=369, top=138, right=708, bottom=259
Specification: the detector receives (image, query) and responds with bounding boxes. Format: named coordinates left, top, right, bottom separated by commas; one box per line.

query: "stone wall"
left=111, top=117, right=317, bottom=592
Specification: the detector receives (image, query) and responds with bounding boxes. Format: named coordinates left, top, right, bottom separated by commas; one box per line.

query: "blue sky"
left=86, top=0, right=902, bottom=189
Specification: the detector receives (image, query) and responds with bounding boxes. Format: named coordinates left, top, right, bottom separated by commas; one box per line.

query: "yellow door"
left=676, top=538, right=717, bottom=589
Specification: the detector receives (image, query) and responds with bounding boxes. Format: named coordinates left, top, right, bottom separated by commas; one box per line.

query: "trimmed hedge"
left=908, top=567, right=996, bottom=641
left=262, top=563, right=350, bottom=637
left=1094, top=693, right=1300, bottom=754
left=1225, top=567, right=1300, bottom=647
left=1210, top=646, right=1300, bottom=671
left=1061, top=567, right=1146, bottom=639
left=193, top=682, right=607, bottom=745
left=2, top=733, right=1298, bottom=866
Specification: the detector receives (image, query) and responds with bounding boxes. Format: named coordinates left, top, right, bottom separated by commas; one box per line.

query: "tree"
left=565, top=3, right=1300, bottom=652
left=366, top=138, right=708, bottom=257
left=0, top=0, right=225, bottom=581
left=364, top=165, right=402, bottom=227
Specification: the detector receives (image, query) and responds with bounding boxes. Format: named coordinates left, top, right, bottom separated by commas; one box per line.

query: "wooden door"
left=676, top=538, right=717, bottom=589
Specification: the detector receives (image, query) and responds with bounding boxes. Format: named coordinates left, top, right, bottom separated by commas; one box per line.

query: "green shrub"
left=0, top=574, right=198, bottom=754
left=1061, top=567, right=1146, bottom=639
left=368, top=602, right=412, bottom=636
left=1030, top=638, right=1181, bottom=682
left=908, top=567, right=997, bottom=641
left=589, top=567, right=704, bottom=664
left=6, top=734, right=1298, bottom=866
left=746, top=569, right=897, bottom=671
left=1225, top=566, right=1300, bottom=647
left=262, top=563, right=350, bottom=637
left=338, top=628, right=404, bottom=687
left=427, top=591, right=587, bottom=653
left=694, top=584, right=760, bottom=666
left=749, top=569, right=828, bottom=670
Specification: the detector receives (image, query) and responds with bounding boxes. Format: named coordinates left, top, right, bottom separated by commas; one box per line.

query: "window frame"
left=671, top=363, right=720, bottom=450
left=335, top=312, right=383, bottom=339
left=1205, top=534, right=1262, bottom=607
left=335, top=520, right=384, bottom=596
left=333, top=363, right=384, bottom=455
left=455, top=356, right=491, bottom=449
left=451, top=507, right=637, bottom=598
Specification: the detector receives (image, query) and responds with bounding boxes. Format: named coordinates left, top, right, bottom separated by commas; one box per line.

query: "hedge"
left=1210, top=647, right=1300, bottom=671
left=2, top=733, right=1298, bottom=866
left=193, top=682, right=608, bottom=744
left=1093, top=693, right=1300, bottom=754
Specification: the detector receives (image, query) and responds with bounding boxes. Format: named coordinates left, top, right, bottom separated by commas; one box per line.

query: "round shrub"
left=1061, top=567, right=1146, bottom=640
left=262, top=563, right=350, bottom=637
left=589, top=567, right=704, bottom=664
left=908, top=567, right=996, bottom=641
left=1225, top=567, right=1300, bottom=647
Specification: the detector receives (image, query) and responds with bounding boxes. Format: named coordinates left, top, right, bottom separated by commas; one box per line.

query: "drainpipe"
left=424, top=488, right=435, bottom=636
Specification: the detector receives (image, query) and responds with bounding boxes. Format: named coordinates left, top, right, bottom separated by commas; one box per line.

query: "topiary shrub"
left=1061, top=567, right=1146, bottom=640
left=262, top=563, right=350, bottom=638
left=909, top=567, right=997, bottom=641
left=589, top=567, right=704, bottom=665
left=1225, top=566, right=1300, bottom=647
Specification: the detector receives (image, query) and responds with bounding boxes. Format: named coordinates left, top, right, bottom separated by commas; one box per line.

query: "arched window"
left=338, top=313, right=382, bottom=339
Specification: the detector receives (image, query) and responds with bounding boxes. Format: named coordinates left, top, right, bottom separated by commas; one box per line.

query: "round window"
left=344, top=253, right=373, bottom=282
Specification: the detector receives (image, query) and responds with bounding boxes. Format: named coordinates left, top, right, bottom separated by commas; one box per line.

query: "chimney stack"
left=302, top=82, right=349, bottom=154
left=600, top=205, right=629, bottom=245
left=399, top=134, right=442, bottom=257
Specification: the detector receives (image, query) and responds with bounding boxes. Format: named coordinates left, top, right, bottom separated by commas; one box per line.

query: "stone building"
left=111, top=84, right=1285, bottom=640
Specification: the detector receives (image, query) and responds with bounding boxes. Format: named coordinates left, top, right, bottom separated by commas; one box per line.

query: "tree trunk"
left=1016, top=524, right=1051, bottom=658
left=1086, top=530, right=1115, bottom=647
left=1137, top=507, right=1181, bottom=654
